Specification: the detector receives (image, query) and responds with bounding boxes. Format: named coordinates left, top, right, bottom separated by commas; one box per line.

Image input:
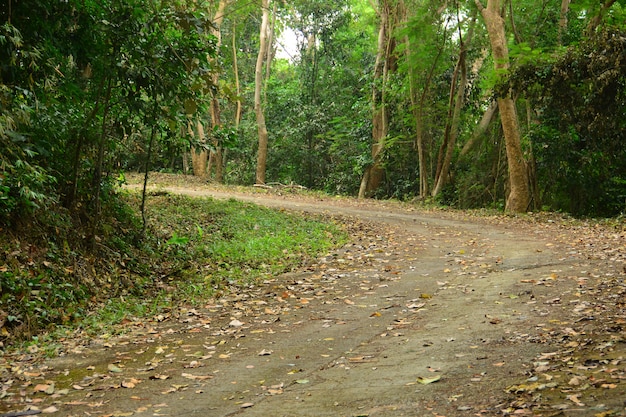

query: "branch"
left=369, top=0, right=381, bottom=17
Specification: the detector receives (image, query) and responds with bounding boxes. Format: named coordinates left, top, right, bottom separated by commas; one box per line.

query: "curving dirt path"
left=3, top=179, right=625, bottom=417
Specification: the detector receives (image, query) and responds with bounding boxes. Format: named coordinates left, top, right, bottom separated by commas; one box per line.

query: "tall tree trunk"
left=403, top=3, right=446, bottom=199
left=558, top=0, right=571, bottom=45
left=224, top=18, right=242, bottom=173
left=359, top=0, right=397, bottom=198
left=475, top=0, right=530, bottom=213
left=191, top=120, right=208, bottom=178
left=432, top=13, right=475, bottom=197
left=207, top=0, right=228, bottom=183
left=264, top=0, right=276, bottom=104
left=255, top=0, right=270, bottom=185
left=431, top=51, right=467, bottom=197
left=232, top=20, right=242, bottom=129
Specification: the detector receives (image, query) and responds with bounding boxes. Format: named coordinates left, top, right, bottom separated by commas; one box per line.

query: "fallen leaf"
left=229, top=319, right=244, bottom=327
left=295, top=379, right=310, bottom=384
left=34, top=383, right=52, bottom=393
left=566, top=394, right=585, bottom=407
left=258, top=349, right=273, bottom=356
left=241, top=402, right=254, bottom=408
left=568, top=376, right=585, bottom=386
left=416, top=375, right=441, bottom=384
left=108, top=364, right=123, bottom=373
left=121, top=378, right=141, bottom=388
left=42, top=405, right=59, bottom=413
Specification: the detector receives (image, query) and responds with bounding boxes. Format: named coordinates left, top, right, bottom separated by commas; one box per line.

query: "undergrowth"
left=0, top=190, right=347, bottom=350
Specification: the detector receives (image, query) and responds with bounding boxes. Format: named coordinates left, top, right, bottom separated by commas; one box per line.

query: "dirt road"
left=3, top=181, right=625, bottom=416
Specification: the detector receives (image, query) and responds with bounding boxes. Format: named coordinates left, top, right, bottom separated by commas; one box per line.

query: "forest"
left=1, top=0, right=626, bottom=226
left=2, top=2, right=626, bottom=412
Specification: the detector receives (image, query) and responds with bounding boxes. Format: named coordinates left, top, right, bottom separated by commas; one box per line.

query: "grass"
left=143, top=192, right=347, bottom=298
left=0, top=190, right=348, bottom=351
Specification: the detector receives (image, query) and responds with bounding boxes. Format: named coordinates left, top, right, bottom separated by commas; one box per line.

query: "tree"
left=255, top=0, right=271, bottom=185
left=475, top=0, right=531, bottom=213
left=207, top=0, right=230, bottom=183
left=400, top=0, right=449, bottom=199
left=1, top=0, right=216, bottom=227
left=359, top=0, right=400, bottom=198
left=432, top=8, right=476, bottom=198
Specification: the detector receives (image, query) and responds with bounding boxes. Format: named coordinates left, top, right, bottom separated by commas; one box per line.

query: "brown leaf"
left=121, top=378, right=141, bottom=388
left=566, top=394, right=585, bottom=407
left=34, top=383, right=51, bottom=393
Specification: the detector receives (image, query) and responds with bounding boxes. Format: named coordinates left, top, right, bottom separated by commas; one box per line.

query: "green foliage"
left=0, top=24, right=56, bottom=223
left=0, top=0, right=217, bottom=227
left=508, top=26, right=626, bottom=216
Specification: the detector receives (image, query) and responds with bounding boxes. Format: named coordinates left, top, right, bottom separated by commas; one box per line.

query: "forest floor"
left=2, top=173, right=626, bottom=417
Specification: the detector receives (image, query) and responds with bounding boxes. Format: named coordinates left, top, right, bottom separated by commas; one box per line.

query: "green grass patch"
left=144, top=193, right=347, bottom=295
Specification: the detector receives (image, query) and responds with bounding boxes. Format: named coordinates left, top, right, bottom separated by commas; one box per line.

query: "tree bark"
left=191, top=120, right=208, bottom=178
left=359, top=0, right=397, bottom=198
left=586, top=0, right=617, bottom=34
left=232, top=20, right=242, bottom=129
left=255, top=0, right=270, bottom=185
left=459, top=100, right=498, bottom=157
left=475, top=0, right=530, bottom=213
left=558, top=0, right=571, bottom=45
left=207, top=0, right=228, bottom=183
